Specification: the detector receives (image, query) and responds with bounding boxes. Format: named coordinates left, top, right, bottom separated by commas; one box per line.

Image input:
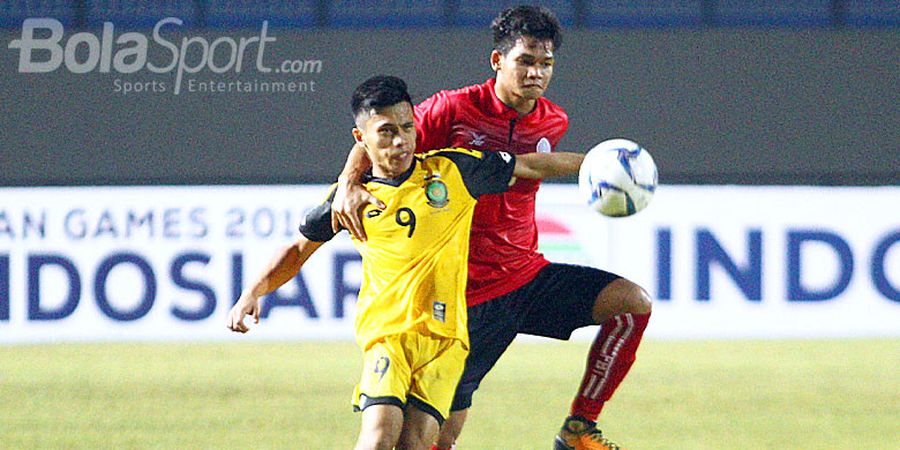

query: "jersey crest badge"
left=425, top=179, right=449, bottom=208
left=537, top=137, right=552, bottom=154
left=468, top=131, right=487, bottom=146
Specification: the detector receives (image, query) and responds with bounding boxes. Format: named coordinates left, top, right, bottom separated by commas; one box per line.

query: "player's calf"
left=564, top=277, right=651, bottom=444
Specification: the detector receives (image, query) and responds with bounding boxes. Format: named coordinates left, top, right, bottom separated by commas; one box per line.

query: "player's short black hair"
left=351, top=75, right=413, bottom=123
left=491, top=5, right=563, bottom=55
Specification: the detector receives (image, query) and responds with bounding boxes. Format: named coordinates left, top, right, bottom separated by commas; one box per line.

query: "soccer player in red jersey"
left=331, top=7, right=651, bottom=450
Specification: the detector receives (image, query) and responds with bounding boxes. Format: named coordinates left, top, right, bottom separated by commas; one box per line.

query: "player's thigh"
left=354, top=336, right=413, bottom=412
left=451, top=296, right=520, bottom=410
left=408, top=336, right=468, bottom=423
left=356, top=404, right=404, bottom=450
left=518, top=263, right=621, bottom=338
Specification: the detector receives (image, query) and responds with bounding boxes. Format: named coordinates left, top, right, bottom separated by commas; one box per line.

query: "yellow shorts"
left=352, top=332, right=468, bottom=424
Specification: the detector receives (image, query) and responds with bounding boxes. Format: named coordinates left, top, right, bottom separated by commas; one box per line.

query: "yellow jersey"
left=299, top=148, right=516, bottom=350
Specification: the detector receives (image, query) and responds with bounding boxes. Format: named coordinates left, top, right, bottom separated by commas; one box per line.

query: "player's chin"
left=520, top=86, right=545, bottom=98
left=388, top=153, right=412, bottom=170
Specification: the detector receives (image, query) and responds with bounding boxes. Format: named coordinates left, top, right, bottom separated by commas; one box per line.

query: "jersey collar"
left=362, top=160, right=417, bottom=187
left=482, top=77, right=536, bottom=121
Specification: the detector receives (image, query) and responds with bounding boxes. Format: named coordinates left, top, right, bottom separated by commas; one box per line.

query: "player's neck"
left=493, top=82, right=537, bottom=116
left=372, top=162, right=411, bottom=180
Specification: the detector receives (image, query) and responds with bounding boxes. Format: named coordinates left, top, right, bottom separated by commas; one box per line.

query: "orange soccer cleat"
left=553, top=416, right=623, bottom=450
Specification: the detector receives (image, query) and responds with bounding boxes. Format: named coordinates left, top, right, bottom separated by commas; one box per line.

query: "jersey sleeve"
left=436, top=149, right=516, bottom=199
left=414, top=91, right=454, bottom=153
left=298, top=184, right=339, bottom=242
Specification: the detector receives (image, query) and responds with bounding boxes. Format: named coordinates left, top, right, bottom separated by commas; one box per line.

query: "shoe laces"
left=585, top=428, right=622, bottom=450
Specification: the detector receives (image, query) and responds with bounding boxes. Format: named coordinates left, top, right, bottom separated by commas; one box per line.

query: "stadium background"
left=1, top=2, right=898, bottom=449
left=1, top=1, right=898, bottom=186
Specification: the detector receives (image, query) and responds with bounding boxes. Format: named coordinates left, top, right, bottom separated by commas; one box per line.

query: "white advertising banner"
left=0, top=185, right=897, bottom=342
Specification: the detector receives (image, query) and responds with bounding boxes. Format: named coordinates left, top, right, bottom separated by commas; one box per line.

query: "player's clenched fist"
left=227, top=291, right=261, bottom=333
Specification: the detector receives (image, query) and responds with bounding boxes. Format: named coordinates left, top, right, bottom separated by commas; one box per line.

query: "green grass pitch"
left=2, top=338, right=897, bottom=449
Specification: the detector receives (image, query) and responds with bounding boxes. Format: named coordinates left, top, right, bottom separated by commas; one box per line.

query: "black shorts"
left=451, top=263, right=621, bottom=411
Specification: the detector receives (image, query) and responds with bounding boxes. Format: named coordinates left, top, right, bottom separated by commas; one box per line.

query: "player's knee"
left=356, top=432, right=395, bottom=450
left=593, top=279, right=652, bottom=323
left=438, top=424, right=463, bottom=444
left=396, top=428, right=433, bottom=450
left=627, top=282, right=652, bottom=315
left=356, top=425, right=398, bottom=450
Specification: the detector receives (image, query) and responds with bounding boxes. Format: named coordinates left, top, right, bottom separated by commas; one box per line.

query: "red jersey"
left=414, top=78, right=569, bottom=306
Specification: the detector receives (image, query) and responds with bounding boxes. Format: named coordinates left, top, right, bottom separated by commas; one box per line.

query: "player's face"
left=353, top=102, right=416, bottom=179
left=493, top=36, right=555, bottom=103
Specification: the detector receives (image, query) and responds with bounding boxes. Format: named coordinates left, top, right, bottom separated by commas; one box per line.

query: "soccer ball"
left=578, top=138, right=658, bottom=217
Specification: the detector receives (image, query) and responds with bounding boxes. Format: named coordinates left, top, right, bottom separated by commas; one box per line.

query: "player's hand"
left=330, top=179, right=384, bottom=241
left=227, top=291, right=261, bottom=333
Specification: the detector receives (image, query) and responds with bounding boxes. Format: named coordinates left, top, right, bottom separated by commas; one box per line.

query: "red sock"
left=570, top=312, right=650, bottom=422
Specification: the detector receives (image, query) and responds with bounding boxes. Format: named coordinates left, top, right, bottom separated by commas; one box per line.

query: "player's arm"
left=227, top=237, right=324, bottom=333
left=330, top=143, right=385, bottom=241
left=441, top=149, right=581, bottom=198
left=230, top=187, right=339, bottom=333
left=513, top=152, right=584, bottom=180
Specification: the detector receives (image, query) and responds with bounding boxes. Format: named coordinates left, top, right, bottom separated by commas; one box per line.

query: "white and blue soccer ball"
left=578, top=138, right=658, bottom=217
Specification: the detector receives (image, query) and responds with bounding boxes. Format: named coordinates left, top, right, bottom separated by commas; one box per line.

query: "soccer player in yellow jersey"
left=227, top=75, right=582, bottom=450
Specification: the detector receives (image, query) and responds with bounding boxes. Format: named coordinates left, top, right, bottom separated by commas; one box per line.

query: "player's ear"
left=490, top=50, right=502, bottom=71
left=352, top=127, right=364, bottom=143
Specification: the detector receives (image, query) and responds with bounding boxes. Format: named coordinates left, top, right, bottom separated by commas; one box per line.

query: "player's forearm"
left=514, top=152, right=584, bottom=179
left=337, top=143, right=373, bottom=184
left=246, top=238, right=323, bottom=297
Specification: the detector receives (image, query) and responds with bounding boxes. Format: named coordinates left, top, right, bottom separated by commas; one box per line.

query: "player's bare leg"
left=397, top=404, right=441, bottom=450
left=433, top=409, right=465, bottom=449
left=355, top=404, right=404, bottom=450
left=588, top=278, right=652, bottom=323
left=556, top=278, right=652, bottom=450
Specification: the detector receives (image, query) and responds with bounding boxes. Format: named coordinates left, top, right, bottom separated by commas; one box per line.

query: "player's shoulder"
left=530, top=97, right=569, bottom=139
left=537, top=96, right=568, bottom=121
left=419, top=81, right=486, bottom=107
left=420, top=148, right=495, bottom=173
left=439, top=80, right=486, bottom=98
left=298, top=183, right=339, bottom=242
left=421, top=147, right=485, bottom=163
left=421, top=148, right=513, bottom=176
